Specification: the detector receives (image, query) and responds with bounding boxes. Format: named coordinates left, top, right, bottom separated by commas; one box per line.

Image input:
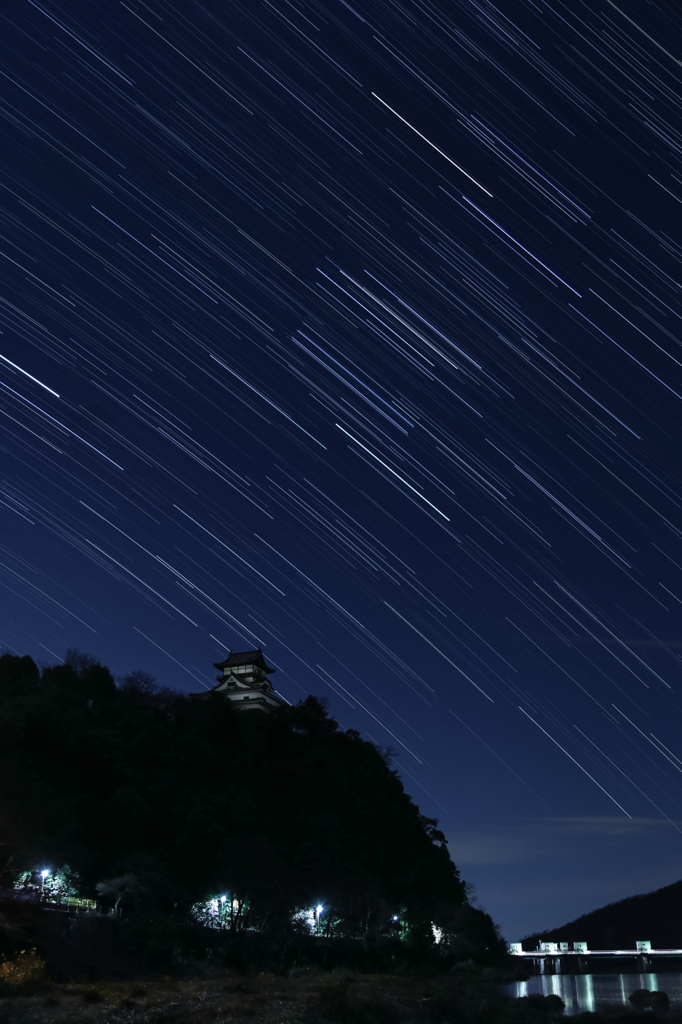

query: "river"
left=503, top=972, right=682, bottom=1015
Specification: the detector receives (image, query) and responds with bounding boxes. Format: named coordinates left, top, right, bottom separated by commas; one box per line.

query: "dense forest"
left=0, top=650, right=503, bottom=973
left=525, top=878, right=682, bottom=951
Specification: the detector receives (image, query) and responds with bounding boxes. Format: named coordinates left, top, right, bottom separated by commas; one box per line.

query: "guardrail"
left=1, top=888, right=97, bottom=910
left=57, top=896, right=97, bottom=909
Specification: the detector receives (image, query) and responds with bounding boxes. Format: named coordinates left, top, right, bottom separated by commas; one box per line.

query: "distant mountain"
left=524, top=880, right=682, bottom=949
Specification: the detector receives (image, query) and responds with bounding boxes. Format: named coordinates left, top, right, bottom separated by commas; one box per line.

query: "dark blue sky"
left=2, top=0, right=682, bottom=939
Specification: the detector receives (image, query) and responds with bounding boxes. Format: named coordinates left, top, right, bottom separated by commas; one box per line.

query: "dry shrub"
left=0, top=949, right=48, bottom=996
left=230, top=999, right=259, bottom=1018
left=175, top=1009, right=221, bottom=1024
left=309, top=980, right=398, bottom=1024
left=81, top=988, right=104, bottom=1003
left=222, top=980, right=250, bottom=994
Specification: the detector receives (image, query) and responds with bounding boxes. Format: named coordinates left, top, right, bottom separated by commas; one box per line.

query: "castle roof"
left=213, top=648, right=274, bottom=674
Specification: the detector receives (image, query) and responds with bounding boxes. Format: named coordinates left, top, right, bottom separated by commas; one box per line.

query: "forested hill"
left=0, top=650, right=502, bottom=960
left=525, top=879, right=682, bottom=950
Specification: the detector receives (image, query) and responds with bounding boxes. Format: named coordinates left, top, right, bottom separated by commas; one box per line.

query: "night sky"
left=2, top=0, right=682, bottom=941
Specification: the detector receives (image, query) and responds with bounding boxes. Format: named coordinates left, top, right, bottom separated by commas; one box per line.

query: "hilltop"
left=0, top=649, right=504, bottom=976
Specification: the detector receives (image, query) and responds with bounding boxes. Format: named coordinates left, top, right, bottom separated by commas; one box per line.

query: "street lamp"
left=316, top=905, right=323, bottom=932
left=40, top=870, right=49, bottom=899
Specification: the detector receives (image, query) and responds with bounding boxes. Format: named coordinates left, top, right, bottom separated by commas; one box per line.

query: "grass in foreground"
left=0, top=958, right=679, bottom=1024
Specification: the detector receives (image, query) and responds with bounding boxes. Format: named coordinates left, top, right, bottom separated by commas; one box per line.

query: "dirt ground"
left=12, top=963, right=676, bottom=1023
left=0, top=967, right=527, bottom=1024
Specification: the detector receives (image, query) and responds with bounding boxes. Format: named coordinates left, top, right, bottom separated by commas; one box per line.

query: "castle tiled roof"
left=213, top=648, right=274, bottom=673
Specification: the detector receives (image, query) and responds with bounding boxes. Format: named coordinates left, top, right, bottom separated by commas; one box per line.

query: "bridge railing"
left=509, top=941, right=682, bottom=957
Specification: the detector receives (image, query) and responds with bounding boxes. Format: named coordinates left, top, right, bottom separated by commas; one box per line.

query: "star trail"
left=2, top=0, right=682, bottom=936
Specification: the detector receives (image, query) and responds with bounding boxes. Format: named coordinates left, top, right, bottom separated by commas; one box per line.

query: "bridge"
left=509, top=941, right=682, bottom=973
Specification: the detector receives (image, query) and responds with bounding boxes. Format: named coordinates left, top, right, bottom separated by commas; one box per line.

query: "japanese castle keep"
left=205, top=648, right=288, bottom=712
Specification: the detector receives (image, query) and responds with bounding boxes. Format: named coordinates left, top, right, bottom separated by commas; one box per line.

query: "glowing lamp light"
left=220, top=896, right=226, bottom=903
left=41, top=870, right=49, bottom=878
left=316, top=905, right=323, bottom=914
left=393, top=916, right=399, bottom=921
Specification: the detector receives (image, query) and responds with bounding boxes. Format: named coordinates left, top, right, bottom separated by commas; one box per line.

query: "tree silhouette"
left=0, top=651, right=503, bottom=961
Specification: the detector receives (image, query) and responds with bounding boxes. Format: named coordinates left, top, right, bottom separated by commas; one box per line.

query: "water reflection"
left=504, top=973, right=682, bottom=1016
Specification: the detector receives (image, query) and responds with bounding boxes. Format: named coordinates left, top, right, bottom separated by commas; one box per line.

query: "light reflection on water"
left=503, top=973, right=682, bottom=1016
